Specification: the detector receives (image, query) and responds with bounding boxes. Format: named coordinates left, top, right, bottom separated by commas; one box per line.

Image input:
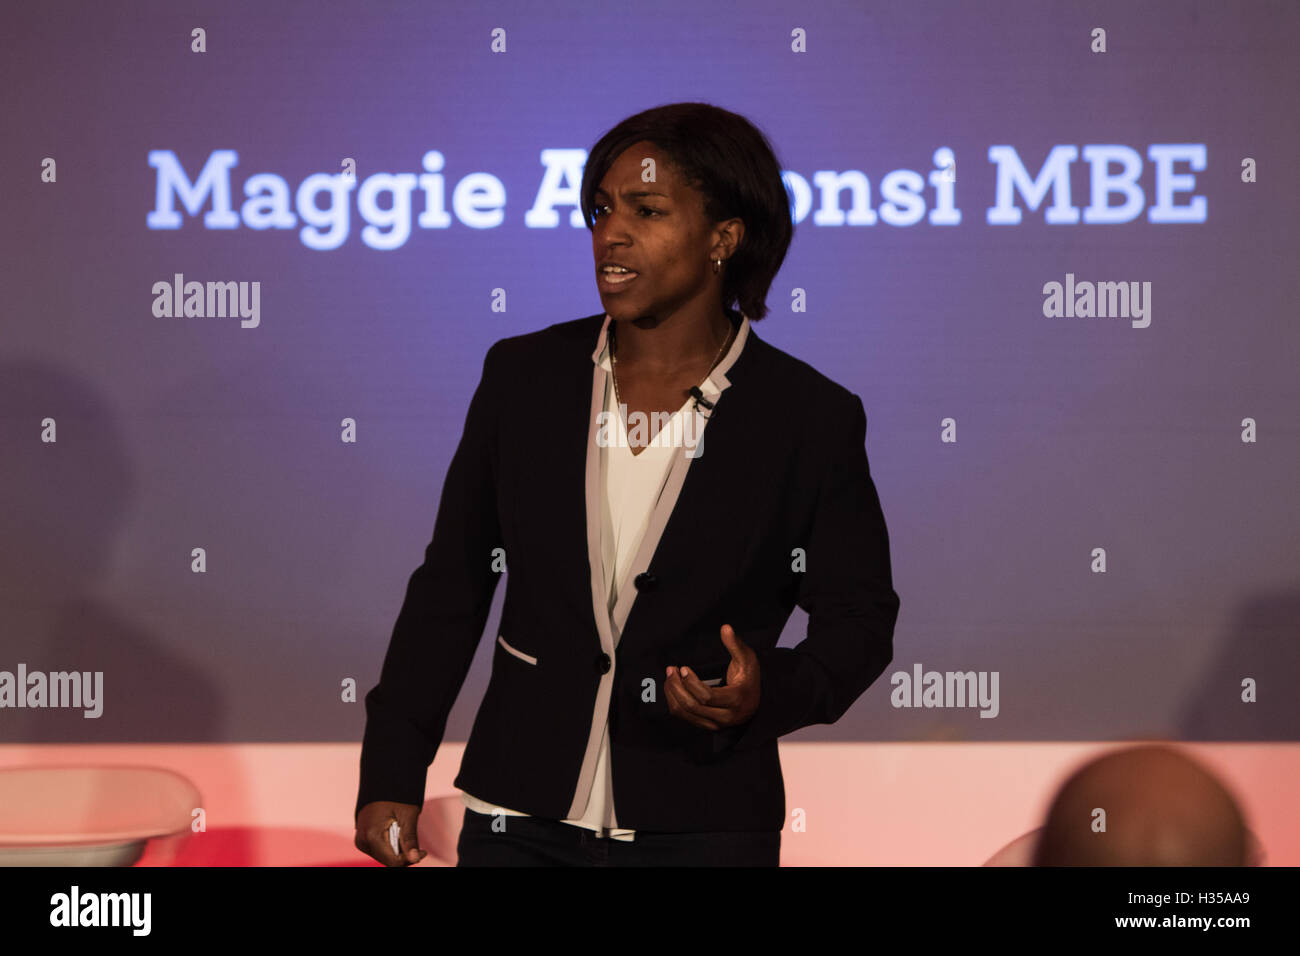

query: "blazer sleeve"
left=354, top=340, right=506, bottom=821
left=726, top=391, right=900, bottom=752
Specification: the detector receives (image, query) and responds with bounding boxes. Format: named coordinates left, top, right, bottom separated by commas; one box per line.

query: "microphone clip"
left=688, top=386, right=716, bottom=418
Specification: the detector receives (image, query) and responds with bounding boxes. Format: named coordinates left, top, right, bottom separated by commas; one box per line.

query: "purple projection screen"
left=1, top=0, right=1296, bottom=745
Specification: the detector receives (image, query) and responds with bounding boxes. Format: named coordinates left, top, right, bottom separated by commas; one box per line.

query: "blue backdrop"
left=2, top=0, right=1296, bottom=743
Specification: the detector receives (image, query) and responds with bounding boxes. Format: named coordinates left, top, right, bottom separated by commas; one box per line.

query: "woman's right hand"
left=355, top=801, right=427, bottom=866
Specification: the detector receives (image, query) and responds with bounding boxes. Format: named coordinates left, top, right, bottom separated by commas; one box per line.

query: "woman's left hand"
left=665, top=624, right=760, bottom=730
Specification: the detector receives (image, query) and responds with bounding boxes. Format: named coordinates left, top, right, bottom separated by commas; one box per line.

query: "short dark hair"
left=580, top=102, right=793, bottom=320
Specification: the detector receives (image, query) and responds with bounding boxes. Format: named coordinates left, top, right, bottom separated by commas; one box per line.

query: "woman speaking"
left=354, top=102, right=900, bottom=866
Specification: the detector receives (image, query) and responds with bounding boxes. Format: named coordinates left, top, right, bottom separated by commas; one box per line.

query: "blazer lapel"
left=584, top=325, right=617, bottom=659
left=583, top=313, right=754, bottom=655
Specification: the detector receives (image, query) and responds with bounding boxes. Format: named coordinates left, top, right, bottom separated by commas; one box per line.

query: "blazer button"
left=595, top=652, right=611, bottom=674
left=634, top=572, right=658, bottom=591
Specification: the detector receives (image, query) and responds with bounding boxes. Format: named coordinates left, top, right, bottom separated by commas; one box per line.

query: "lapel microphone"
left=688, top=386, right=715, bottom=410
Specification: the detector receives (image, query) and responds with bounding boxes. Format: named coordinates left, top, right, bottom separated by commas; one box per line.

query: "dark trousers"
left=455, top=807, right=780, bottom=866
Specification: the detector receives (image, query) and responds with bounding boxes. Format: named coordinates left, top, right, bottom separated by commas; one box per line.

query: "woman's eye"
left=593, top=205, right=660, bottom=217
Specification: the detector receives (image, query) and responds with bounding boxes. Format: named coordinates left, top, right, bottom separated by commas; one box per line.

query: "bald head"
left=1033, top=745, right=1249, bottom=866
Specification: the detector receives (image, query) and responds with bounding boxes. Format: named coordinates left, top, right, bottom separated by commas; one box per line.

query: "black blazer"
left=355, top=310, right=900, bottom=832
